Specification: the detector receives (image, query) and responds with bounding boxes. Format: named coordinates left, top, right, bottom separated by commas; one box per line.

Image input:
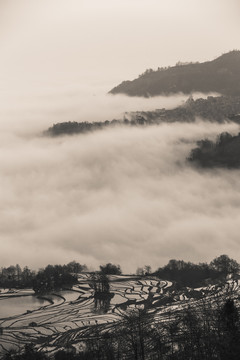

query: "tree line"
left=154, top=255, right=240, bottom=288
left=0, top=261, right=86, bottom=293
left=0, top=262, right=121, bottom=294
left=1, top=256, right=239, bottom=292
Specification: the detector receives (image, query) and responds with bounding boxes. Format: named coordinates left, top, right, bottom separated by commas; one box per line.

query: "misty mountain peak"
left=109, top=50, right=240, bottom=97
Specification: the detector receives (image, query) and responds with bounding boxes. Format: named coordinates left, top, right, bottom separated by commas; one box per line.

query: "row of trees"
left=0, top=261, right=86, bottom=292
left=155, top=255, right=239, bottom=287
left=1, top=256, right=239, bottom=291
left=0, top=261, right=121, bottom=295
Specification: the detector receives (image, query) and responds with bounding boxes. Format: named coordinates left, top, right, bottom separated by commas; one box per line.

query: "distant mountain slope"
left=109, top=50, right=240, bottom=97
left=188, top=131, right=240, bottom=168
left=45, top=96, right=240, bottom=137
left=125, top=95, right=240, bottom=123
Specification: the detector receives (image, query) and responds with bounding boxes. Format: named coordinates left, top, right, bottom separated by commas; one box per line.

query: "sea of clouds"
left=1, top=89, right=240, bottom=273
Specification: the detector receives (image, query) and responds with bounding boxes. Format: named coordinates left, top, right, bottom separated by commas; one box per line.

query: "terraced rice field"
left=0, top=274, right=239, bottom=357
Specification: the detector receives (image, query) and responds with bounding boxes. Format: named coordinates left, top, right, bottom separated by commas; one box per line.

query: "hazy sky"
left=0, top=0, right=239, bottom=90
left=1, top=0, right=240, bottom=272
left=0, top=0, right=239, bottom=128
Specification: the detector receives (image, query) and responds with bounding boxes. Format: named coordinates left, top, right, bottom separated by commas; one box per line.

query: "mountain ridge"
left=109, top=50, right=240, bottom=97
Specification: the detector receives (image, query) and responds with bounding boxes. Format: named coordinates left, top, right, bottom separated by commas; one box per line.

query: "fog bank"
left=1, top=120, right=240, bottom=272
left=0, top=84, right=219, bottom=135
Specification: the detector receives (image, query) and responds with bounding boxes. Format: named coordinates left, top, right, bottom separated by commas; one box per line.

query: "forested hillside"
left=109, top=51, right=240, bottom=97
left=188, top=131, right=240, bottom=168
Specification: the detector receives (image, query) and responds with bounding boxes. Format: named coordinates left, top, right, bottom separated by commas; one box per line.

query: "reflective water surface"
left=0, top=296, right=50, bottom=318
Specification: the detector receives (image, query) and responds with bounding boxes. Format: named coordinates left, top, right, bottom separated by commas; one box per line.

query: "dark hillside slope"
left=110, top=50, right=240, bottom=97
left=188, top=132, right=240, bottom=168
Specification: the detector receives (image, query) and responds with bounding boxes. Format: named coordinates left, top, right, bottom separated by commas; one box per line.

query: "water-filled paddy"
left=0, top=296, right=50, bottom=318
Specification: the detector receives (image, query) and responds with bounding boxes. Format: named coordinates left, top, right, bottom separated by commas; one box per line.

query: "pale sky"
left=0, top=0, right=239, bottom=91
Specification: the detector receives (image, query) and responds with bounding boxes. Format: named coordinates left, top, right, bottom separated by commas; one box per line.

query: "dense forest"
left=109, top=50, right=240, bottom=97
left=188, top=131, right=240, bottom=168
left=45, top=95, right=240, bottom=137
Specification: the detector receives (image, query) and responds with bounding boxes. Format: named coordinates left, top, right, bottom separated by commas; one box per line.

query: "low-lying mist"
left=0, top=84, right=218, bottom=135
left=1, top=109, right=240, bottom=272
